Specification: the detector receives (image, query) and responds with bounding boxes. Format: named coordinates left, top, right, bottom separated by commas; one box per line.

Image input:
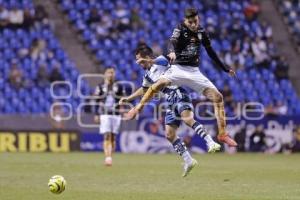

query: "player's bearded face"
left=184, top=16, right=199, bottom=32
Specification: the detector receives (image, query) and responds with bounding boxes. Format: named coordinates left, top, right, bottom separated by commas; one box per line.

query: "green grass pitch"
left=0, top=153, right=300, bottom=200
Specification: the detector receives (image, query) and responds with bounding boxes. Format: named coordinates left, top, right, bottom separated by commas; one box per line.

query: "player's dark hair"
left=184, top=8, right=198, bottom=18
left=136, top=41, right=148, bottom=49
left=135, top=44, right=154, bottom=58
left=105, top=66, right=115, bottom=71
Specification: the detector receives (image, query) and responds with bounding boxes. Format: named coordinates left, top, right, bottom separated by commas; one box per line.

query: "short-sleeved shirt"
left=94, top=83, right=125, bottom=115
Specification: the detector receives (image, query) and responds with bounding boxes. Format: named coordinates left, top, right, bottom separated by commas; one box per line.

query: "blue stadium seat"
left=3, top=0, right=297, bottom=115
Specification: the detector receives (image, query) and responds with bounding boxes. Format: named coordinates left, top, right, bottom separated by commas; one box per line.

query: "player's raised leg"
left=165, top=125, right=197, bottom=177
left=126, top=78, right=171, bottom=119
left=203, top=88, right=237, bottom=147
left=179, top=109, right=221, bottom=152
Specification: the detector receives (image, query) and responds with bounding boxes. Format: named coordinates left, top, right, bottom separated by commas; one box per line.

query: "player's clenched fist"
left=228, top=68, right=236, bottom=77
left=168, top=52, right=176, bottom=63
left=118, top=97, right=129, bottom=105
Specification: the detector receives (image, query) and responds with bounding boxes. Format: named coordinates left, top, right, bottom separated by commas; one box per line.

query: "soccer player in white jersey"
left=125, top=8, right=237, bottom=147
left=120, top=45, right=221, bottom=177
left=94, top=67, right=125, bottom=166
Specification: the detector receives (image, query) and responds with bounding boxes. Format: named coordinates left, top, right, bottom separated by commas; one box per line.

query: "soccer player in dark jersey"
left=94, top=67, right=125, bottom=166
left=125, top=8, right=237, bottom=147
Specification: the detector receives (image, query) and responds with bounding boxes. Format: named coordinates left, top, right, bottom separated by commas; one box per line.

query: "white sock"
left=105, top=156, right=112, bottom=161
left=204, top=135, right=214, bottom=145
left=182, top=151, right=193, bottom=165
left=172, top=138, right=193, bottom=165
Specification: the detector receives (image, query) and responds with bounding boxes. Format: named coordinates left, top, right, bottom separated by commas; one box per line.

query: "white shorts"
left=99, top=115, right=121, bottom=134
left=161, top=64, right=217, bottom=94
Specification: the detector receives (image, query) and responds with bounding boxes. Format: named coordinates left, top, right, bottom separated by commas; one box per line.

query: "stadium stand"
left=59, top=0, right=300, bottom=116
left=276, top=0, right=300, bottom=51
left=0, top=0, right=299, bottom=116
left=0, top=0, right=90, bottom=114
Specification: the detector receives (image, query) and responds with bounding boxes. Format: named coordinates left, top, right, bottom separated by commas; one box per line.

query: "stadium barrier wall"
left=0, top=116, right=298, bottom=153
left=0, top=130, right=80, bottom=152
left=81, top=116, right=300, bottom=153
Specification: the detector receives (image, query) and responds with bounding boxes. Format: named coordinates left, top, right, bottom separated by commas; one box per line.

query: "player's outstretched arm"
left=119, top=87, right=147, bottom=105
left=204, top=45, right=233, bottom=74
left=124, top=80, right=167, bottom=120
left=124, top=86, right=156, bottom=120
left=202, top=31, right=235, bottom=76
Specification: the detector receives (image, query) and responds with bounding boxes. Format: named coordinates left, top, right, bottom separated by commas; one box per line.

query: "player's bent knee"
left=209, top=89, right=223, bottom=103
left=215, top=92, right=223, bottom=103
left=213, top=92, right=223, bottom=103
left=184, top=119, right=195, bottom=127
left=181, top=116, right=195, bottom=127
left=104, top=133, right=113, bottom=140
left=165, top=131, right=176, bottom=142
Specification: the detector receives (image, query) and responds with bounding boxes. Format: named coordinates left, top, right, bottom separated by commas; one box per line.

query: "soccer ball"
left=48, top=175, right=66, bottom=194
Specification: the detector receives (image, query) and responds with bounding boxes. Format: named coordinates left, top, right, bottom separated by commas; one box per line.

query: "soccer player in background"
left=120, top=45, right=221, bottom=177
left=126, top=8, right=237, bottom=147
left=94, top=67, right=125, bottom=166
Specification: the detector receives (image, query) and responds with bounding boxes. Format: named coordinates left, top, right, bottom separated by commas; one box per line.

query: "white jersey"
left=142, top=63, right=170, bottom=88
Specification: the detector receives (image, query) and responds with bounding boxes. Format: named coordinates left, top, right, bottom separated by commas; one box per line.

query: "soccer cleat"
left=182, top=158, right=198, bottom=177
left=207, top=141, right=221, bottom=153
left=217, top=133, right=237, bottom=147
left=104, top=157, right=112, bottom=166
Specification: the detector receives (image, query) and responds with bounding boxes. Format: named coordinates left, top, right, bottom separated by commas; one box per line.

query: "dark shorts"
left=165, top=101, right=193, bottom=127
